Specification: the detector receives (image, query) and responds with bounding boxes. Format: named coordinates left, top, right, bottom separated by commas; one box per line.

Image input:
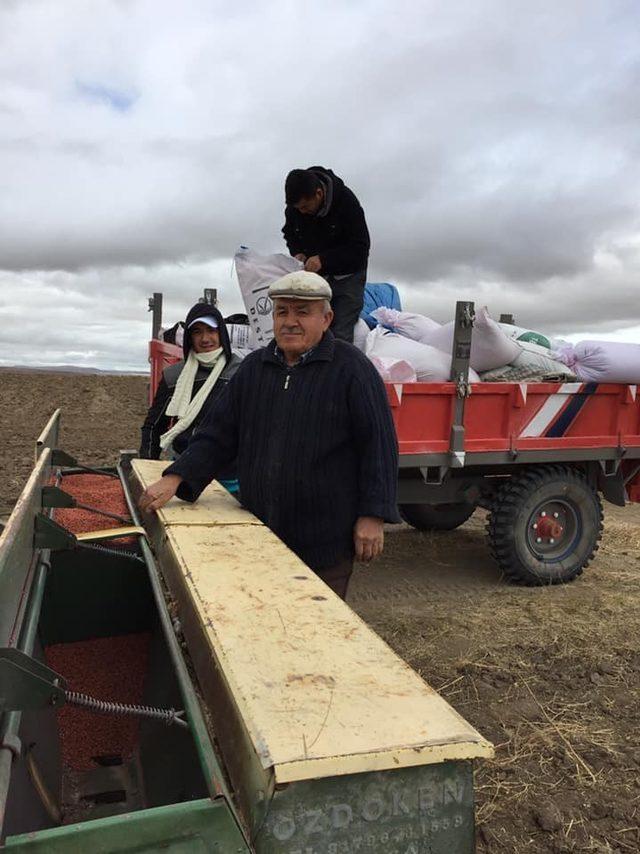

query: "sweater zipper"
left=284, top=372, right=290, bottom=390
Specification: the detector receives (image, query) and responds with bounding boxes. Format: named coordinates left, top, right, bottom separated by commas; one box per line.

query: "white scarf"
left=160, top=348, right=226, bottom=450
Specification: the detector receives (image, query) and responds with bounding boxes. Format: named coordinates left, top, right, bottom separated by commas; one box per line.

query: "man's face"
left=293, top=187, right=324, bottom=216
left=273, top=298, right=333, bottom=359
left=190, top=322, right=220, bottom=353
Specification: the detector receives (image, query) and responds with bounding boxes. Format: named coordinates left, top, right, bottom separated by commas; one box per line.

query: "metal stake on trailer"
left=448, top=301, right=475, bottom=469
left=148, top=292, right=163, bottom=340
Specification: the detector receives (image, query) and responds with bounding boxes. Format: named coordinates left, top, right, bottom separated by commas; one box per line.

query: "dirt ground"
left=2, top=368, right=640, bottom=853
left=0, top=369, right=148, bottom=520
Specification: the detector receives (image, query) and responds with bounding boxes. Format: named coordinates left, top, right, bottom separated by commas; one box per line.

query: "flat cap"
left=268, top=271, right=332, bottom=301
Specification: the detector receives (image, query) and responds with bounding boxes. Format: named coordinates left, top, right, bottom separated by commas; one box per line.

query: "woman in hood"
left=140, top=303, right=242, bottom=491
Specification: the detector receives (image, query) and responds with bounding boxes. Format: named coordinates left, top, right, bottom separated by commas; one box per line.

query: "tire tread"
left=486, top=465, right=603, bottom=586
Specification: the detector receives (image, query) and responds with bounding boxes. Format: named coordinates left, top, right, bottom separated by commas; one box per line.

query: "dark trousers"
left=315, top=559, right=354, bottom=600
left=327, top=270, right=366, bottom=343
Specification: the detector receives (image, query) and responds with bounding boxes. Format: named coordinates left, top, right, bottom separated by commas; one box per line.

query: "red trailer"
left=391, top=378, right=640, bottom=583
left=148, top=301, right=640, bottom=587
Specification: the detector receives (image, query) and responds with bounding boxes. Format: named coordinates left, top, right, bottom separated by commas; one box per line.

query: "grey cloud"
left=0, top=0, right=639, bottom=368
left=0, top=259, right=244, bottom=369
left=402, top=270, right=640, bottom=337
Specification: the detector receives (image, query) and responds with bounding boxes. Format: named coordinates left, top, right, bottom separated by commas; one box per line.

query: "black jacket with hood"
left=282, top=167, right=370, bottom=277
left=140, top=304, right=241, bottom=464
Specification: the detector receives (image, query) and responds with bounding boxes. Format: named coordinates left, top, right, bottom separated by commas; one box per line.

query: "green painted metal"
left=449, top=300, right=475, bottom=461
left=41, top=486, right=74, bottom=509
left=1, top=454, right=53, bottom=834
left=256, top=760, right=476, bottom=854
left=1, top=547, right=53, bottom=836
left=0, top=648, right=65, bottom=712
left=34, top=409, right=60, bottom=463
left=134, top=487, right=273, bottom=840
left=0, top=723, right=18, bottom=832
left=0, top=437, right=251, bottom=851
left=51, top=452, right=120, bottom=479
left=5, top=797, right=249, bottom=853
left=33, top=515, right=76, bottom=551
left=39, top=543, right=155, bottom=646
left=50, top=450, right=79, bottom=468
left=0, top=450, right=50, bottom=649
left=2, top=442, right=482, bottom=852
left=117, top=465, right=244, bottom=817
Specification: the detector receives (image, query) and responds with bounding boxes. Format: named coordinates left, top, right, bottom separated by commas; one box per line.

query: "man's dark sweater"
left=282, top=167, right=370, bottom=276
left=164, top=332, right=399, bottom=571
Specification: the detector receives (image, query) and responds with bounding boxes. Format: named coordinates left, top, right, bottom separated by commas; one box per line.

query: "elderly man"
left=138, top=271, right=399, bottom=598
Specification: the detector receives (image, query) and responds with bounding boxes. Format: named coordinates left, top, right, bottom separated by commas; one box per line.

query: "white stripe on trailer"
left=394, top=384, right=403, bottom=403
left=629, top=385, right=637, bottom=401
left=519, top=383, right=584, bottom=438
left=451, top=451, right=466, bottom=467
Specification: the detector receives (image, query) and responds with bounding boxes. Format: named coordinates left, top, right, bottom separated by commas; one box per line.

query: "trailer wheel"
left=398, top=502, right=476, bottom=531
left=487, top=466, right=603, bottom=585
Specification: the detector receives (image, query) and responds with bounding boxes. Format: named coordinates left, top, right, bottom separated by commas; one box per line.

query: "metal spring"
left=77, top=542, right=143, bottom=562
left=60, top=465, right=120, bottom=480
left=74, top=501, right=132, bottom=525
left=65, top=691, right=188, bottom=729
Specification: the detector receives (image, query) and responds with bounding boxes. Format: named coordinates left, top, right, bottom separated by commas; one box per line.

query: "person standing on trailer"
left=139, top=303, right=242, bottom=492
left=138, top=271, right=399, bottom=600
left=282, top=166, right=370, bottom=344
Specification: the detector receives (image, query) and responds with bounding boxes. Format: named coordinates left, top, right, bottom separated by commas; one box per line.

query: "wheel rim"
left=526, top=499, right=581, bottom=562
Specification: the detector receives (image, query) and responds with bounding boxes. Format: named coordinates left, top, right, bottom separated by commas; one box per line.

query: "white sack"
left=498, top=323, right=553, bottom=349
left=352, top=318, right=370, bottom=352
left=369, top=356, right=418, bottom=383
left=553, top=341, right=640, bottom=383
left=424, top=306, right=522, bottom=372
left=366, top=326, right=480, bottom=383
left=227, top=323, right=257, bottom=351
left=370, top=307, right=441, bottom=343
left=234, top=247, right=303, bottom=345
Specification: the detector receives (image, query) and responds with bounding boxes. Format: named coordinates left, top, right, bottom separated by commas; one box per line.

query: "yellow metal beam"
left=132, top=459, right=493, bottom=788
left=76, top=526, right=146, bottom=542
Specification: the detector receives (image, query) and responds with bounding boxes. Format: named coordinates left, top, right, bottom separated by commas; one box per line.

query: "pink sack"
left=424, top=306, right=522, bottom=372
left=365, top=326, right=481, bottom=383
left=370, top=307, right=441, bottom=343
left=369, top=356, right=418, bottom=383
left=365, top=327, right=451, bottom=381
left=553, top=341, right=640, bottom=383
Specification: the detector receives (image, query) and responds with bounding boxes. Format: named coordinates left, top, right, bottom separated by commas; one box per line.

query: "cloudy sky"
left=1, top=0, right=639, bottom=370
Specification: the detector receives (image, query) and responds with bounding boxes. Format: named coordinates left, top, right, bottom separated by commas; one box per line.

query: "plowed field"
left=3, top=368, right=639, bottom=853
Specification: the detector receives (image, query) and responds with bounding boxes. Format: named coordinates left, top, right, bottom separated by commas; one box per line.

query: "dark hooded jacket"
left=282, top=167, right=370, bottom=276
left=139, top=304, right=242, bottom=463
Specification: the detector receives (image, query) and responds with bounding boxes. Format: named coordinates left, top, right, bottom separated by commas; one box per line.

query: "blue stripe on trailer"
left=545, top=383, right=598, bottom=438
